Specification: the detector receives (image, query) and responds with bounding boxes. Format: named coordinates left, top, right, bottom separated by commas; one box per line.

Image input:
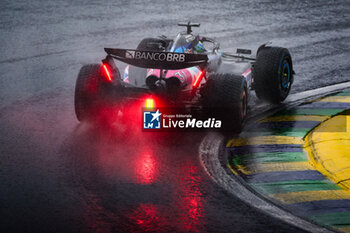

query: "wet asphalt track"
left=1, top=0, right=350, bottom=232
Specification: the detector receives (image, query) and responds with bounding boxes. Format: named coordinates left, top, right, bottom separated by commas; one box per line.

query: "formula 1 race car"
left=74, top=22, right=294, bottom=132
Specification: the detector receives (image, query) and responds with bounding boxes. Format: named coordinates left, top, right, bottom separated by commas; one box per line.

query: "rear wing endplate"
left=104, top=48, right=208, bottom=70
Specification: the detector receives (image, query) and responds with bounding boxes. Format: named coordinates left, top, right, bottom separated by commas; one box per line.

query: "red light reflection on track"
left=178, top=163, right=204, bottom=232
left=84, top=193, right=111, bottom=233
left=131, top=204, right=162, bottom=231
left=135, top=151, right=158, bottom=184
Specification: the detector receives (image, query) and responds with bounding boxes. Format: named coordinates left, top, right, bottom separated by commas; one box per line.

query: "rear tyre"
left=253, top=46, right=293, bottom=103
left=202, top=74, right=248, bottom=133
left=128, top=38, right=166, bottom=86
left=74, top=64, right=104, bottom=122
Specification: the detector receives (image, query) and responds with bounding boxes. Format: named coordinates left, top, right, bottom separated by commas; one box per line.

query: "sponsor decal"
left=142, top=108, right=222, bottom=131
left=125, top=50, right=135, bottom=59
left=174, top=71, right=186, bottom=83
left=126, top=50, right=186, bottom=62
left=242, top=68, right=252, bottom=86
left=123, top=65, right=129, bottom=82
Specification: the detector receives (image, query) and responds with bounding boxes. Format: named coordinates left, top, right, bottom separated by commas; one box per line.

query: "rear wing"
left=104, top=48, right=208, bottom=70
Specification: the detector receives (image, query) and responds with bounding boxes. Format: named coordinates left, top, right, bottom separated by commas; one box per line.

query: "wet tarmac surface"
left=0, top=90, right=306, bottom=232
left=1, top=0, right=350, bottom=232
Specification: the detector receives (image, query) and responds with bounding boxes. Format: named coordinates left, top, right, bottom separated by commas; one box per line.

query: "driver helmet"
left=194, top=41, right=205, bottom=53
left=173, top=35, right=204, bottom=54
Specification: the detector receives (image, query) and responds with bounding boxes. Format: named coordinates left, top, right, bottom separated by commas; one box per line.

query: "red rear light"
left=102, top=64, right=112, bottom=82
left=193, top=71, right=204, bottom=88
left=145, top=98, right=154, bottom=109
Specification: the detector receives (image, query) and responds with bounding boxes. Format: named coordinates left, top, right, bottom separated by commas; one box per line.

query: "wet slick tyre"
left=128, top=38, right=166, bottom=87
left=74, top=64, right=104, bottom=122
left=254, top=47, right=293, bottom=103
left=202, top=74, right=248, bottom=133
